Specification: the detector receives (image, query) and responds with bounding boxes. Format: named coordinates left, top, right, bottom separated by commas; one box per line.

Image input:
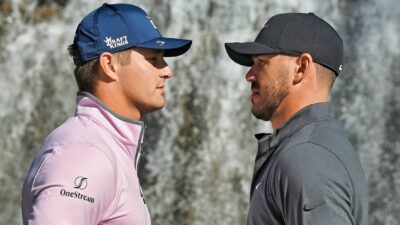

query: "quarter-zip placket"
left=133, top=123, right=146, bottom=204
left=134, top=123, right=146, bottom=171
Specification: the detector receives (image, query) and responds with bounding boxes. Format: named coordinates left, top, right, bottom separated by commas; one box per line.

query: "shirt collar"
left=255, top=102, right=332, bottom=147
left=75, top=91, right=145, bottom=157
left=271, top=102, right=332, bottom=148
left=251, top=102, right=332, bottom=188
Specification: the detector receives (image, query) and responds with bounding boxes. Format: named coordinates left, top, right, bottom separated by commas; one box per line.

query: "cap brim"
left=224, top=42, right=279, bottom=66
left=136, top=37, right=192, bottom=57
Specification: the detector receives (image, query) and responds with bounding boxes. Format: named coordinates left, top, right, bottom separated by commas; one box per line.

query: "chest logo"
left=303, top=202, right=326, bottom=212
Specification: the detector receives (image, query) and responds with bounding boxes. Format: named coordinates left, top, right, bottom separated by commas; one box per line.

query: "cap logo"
left=339, top=64, right=343, bottom=71
left=156, top=40, right=165, bottom=46
left=146, top=16, right=158, bottom=29
left=104, top=36, right=129, bottom=49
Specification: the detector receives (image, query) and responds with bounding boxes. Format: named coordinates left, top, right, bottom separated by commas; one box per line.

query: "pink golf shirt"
left=22, top=92, right=151, bottom=225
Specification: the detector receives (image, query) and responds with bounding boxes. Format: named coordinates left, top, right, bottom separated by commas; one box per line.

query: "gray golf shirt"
left=248, top=103, right=368, bottom=225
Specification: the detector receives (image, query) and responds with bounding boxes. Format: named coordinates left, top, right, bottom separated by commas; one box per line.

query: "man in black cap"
left=225, top=13, right=368, bottom=225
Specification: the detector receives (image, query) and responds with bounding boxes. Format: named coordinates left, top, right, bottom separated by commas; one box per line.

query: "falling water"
left=0, top=0, right=399, bottom=225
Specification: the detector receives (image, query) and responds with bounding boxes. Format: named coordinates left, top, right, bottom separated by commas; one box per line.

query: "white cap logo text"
left=104, top=36, right=129, bottom=49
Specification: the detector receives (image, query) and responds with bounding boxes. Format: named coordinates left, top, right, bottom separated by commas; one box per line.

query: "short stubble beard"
left=251, top=75, right=289, bottom=121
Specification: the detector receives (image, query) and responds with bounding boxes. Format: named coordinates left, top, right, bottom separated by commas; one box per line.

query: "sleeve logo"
left=59, top=176, right=95, bottom=203
left=74, top=176, right=88, bottom=190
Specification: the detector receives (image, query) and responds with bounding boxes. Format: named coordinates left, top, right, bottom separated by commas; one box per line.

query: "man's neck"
left=94, top=88, right=142, bottom=121
left=271, top=96, right=328, bottom=129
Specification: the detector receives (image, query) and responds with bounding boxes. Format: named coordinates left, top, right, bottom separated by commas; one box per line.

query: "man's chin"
left=141, top=101, right=165, bottom=115
left=250, top=94, right=260, bottom=105
left=152, top=102, right=165, bottom=111
left=251, top=106, right=273, bottom=121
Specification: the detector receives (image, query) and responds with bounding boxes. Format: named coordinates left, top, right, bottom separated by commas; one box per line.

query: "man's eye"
left=258, top=59, right=266, bottom=64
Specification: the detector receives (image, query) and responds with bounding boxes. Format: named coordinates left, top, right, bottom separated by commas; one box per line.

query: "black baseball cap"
left=225, top=13, right=343, bottom=76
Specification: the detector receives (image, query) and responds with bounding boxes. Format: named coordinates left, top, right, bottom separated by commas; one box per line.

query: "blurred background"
left=0, top=0, right=399, bottom=224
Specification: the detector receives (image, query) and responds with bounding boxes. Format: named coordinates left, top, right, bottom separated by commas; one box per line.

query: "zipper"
left=135, top=123, right=146, bottom=171
left=134, top=123, right=146, bottom=204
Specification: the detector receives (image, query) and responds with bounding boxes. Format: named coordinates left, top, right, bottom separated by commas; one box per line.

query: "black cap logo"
left=74, top=176, right=88, bottom=190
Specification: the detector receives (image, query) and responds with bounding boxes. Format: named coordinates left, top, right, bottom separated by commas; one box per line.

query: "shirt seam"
left=309, top=121, right=355, bottom=199
left=31, top=148, right=55, bottom=197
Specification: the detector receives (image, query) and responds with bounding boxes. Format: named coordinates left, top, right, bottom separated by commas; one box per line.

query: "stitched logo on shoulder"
left=59, top=176, right=95, bottom=203
left=74, top=176, right=88, bottom=190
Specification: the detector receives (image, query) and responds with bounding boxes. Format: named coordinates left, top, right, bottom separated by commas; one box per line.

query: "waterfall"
left=0, top=0, right=399, bottom=225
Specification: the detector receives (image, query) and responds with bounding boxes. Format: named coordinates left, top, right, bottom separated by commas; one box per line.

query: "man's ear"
left=98, top=52, right=119, bottom=81
left=293, top=53, right=313, bottom=84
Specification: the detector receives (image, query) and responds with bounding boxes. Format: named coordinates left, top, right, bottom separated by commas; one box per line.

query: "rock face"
left=0, top=1, right=399, bottom=225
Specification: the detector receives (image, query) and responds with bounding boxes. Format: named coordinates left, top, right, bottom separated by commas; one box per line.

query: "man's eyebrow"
left=252, top=55, right=263, bottom=60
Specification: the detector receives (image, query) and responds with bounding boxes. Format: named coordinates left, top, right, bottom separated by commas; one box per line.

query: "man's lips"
left=251, top=83, right=259, bottom=95
left=251, top=89, right=259, bottom=95
left=156, top=85, right=165, bottom=94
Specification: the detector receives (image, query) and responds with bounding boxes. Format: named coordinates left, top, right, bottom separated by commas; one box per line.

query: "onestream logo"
left=74, top=176, right=88, bottom=190
left=59, top=176, right=95, bottom=203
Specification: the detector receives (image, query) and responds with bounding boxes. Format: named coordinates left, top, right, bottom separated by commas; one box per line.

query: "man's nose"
left=160, top=59, right=173, bottom=78
left=162, top=66, right=173, bottom=78
left=245, top=67, right=257, bottom=82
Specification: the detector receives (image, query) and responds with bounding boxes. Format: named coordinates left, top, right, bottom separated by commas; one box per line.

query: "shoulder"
left=23, top=144, right=119, bottom=224
left=43, top=116, right=99, bottom=147
left=309, top=118, right=355, bottom=154
left=274, top=142, right=350, bottom=186
left=266, top=143, right=353, bottom=206
left=33, top=114, right=120, bottom=188
left=41, top=115, right=117, bottom=160
left=32, top=143, right=117, bottom=198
